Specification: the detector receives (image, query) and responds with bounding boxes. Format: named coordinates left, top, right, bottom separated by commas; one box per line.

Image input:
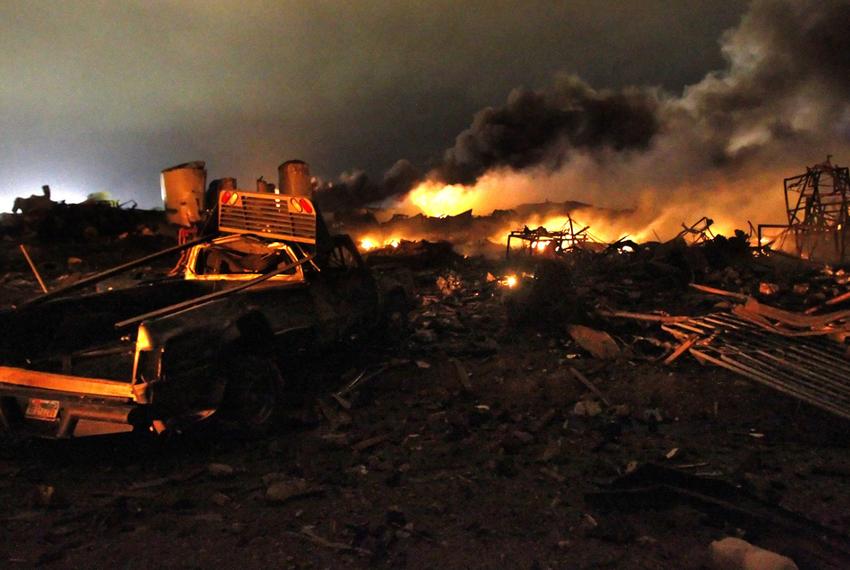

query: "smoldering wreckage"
left=3, top=161, right=850, bottom=568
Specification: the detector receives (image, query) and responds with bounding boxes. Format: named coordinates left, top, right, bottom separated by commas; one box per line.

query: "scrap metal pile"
left=494, top=212, right=850, bottom=423
left=662, top=308, right=850, bottom=420
left=505, top=216, right=599, bottom=257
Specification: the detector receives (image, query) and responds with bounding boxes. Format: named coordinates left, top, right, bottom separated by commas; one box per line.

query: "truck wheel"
left=220, top=355, right=285, bottom=433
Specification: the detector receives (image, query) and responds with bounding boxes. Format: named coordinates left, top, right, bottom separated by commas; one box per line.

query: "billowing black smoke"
left=316, top=0, right=850, bottom=213
left=315, top=78, right=659, bottom=210
left=437, top=76, right=659, bottom=185
left=315, top=159, right=421, bottom=211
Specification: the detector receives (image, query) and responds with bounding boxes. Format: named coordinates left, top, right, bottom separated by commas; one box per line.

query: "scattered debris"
left=567, top=367, right=611, bottom=407
left=709, top=537, right=799, bottom=570
left=207, top=463, right=235, bottom=479
left=3, top=160, right=850, bottom=567
left=662, top=311, right=850, bottom=420
left=265, top=479, right=321, bottom=504
left=587, top=464, right=850, bottom=569
left=288, top=526, right=372, bottom=557
left=568, top=325, right=620, bottom=360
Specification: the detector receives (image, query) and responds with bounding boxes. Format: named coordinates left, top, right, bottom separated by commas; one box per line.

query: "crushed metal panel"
left=663, top=312, right=850, bottom=420
left=218, top=190, right=317, bottom=244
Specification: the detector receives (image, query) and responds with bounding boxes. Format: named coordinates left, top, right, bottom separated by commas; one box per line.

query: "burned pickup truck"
left=0, top=189, right=382, bottom=438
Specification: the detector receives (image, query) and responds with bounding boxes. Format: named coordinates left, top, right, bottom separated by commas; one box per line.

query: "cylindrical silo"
left=161, top=161, right=207, bottom=227
left=278, top=160, right=311, bottom=197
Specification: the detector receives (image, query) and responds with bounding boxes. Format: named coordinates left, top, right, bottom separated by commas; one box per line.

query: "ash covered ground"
left=1, top=230, right=850, bottom=569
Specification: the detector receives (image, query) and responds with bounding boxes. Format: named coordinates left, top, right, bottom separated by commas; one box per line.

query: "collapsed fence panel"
left=663, top=313, right=850, bottom=420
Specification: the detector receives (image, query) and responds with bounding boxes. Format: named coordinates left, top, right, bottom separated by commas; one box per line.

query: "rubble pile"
left=1, top=191, right=165, bottom=242
left=493, top=226, right=850, bottom=419
left=364, top=240, right=462, bottom=270
left=0, top=235, right=176, bottom=309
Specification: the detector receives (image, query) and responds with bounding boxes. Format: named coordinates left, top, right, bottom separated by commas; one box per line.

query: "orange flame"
left=358, top=236, right=402, bottom=251
left=376, top=161, right=795, bottom=254
left=405, top=181, right=482, bottom=217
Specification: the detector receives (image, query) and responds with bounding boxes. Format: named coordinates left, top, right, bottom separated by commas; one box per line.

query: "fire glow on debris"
left=498, top=272, right=533, bottom=288
left=502, top=274, right=518, bottom=288
left=359, top=236, right=401, bottom=251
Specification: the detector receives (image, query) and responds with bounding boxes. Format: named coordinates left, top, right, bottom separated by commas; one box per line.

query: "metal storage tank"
left=278, top=160, right=311, bottom=197
left=256, top=177, right=276, bottom=193
left=161, top=161, right=207, bottom=227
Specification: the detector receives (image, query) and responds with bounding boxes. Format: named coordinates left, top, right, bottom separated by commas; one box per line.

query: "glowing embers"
left=495, top=271, right=534, bottom=289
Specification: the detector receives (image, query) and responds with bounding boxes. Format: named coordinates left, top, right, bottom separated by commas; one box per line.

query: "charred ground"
left=1, top=231, right=850, bottom=569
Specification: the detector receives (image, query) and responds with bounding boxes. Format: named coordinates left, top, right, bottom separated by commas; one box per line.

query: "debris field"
left=2, top=225, right=850, bottom=569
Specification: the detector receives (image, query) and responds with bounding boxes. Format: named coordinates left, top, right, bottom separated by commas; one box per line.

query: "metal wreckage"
left=5, top=156, right=850, bottom=440
left=497, top=159, right=850, bottom=423
left=0, top=161, right=391, bottom=438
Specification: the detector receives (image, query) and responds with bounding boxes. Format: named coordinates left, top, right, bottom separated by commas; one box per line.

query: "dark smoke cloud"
left=316, top=76, right=660, bottom=209
left=315, top=159, right=421, bottom=211
left=1, top=1, right=745, bottom=212
left=437, top=76, right=660, bottom=185
left=679, top=0, right=850, bottom=154
left=316, top=0, right=850, bottom=215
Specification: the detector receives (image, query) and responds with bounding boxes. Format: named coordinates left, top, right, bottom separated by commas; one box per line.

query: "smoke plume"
left=436, top=76, right=659, bottom=185
left=317, top=0, right=850, bottom=232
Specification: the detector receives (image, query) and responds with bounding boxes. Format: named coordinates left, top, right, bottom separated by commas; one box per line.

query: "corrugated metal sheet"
left=218, top=191, right=316, bottom=244
left=663, top=313, right=850, bottom=420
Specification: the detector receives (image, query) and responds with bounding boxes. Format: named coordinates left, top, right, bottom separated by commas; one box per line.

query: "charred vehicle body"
left=0, top=162, right=382, bottom=438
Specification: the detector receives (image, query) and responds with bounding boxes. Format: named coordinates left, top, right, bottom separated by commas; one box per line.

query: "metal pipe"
left=18, top=244, right=48, bottom=293
left=115, top=252, right=315, bottom=329
left=20, top=235, right=213, bottom=308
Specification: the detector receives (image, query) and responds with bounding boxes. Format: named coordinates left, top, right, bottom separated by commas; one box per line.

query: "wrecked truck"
left=0, top=190, right=383, bottom=438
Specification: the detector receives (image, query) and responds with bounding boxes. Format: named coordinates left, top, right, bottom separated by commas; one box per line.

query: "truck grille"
left=219, top=192, right=316, bottom=244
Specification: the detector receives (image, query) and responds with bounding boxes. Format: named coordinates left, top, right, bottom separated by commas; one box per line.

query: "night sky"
left=0, top=1, right=748, bottom=210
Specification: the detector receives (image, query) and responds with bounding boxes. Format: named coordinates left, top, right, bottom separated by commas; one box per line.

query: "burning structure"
left=760, top=158, right=850, bottom=263
left=505, top=216, right=595, bottom=258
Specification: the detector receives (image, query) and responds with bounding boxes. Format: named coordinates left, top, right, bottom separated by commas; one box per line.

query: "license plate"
left=25, top=399, right=60, bottom=421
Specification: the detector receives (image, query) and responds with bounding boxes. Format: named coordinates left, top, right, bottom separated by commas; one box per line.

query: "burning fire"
left=496, top=271, right=534, bottom=288
left=397, top=170, right=762, bottom=248
left=358, top=236, right=402, bottom=251
left=405, top=181, right=483, bottom=217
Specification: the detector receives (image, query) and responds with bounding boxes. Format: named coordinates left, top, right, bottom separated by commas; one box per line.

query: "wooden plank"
left=688, top=283, right=748, bottom=301
left=597, top=310, right=690, bottom=323
left=663, top=335, right=700, bottom=365
left=567, top=367, right=611, bottom=407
